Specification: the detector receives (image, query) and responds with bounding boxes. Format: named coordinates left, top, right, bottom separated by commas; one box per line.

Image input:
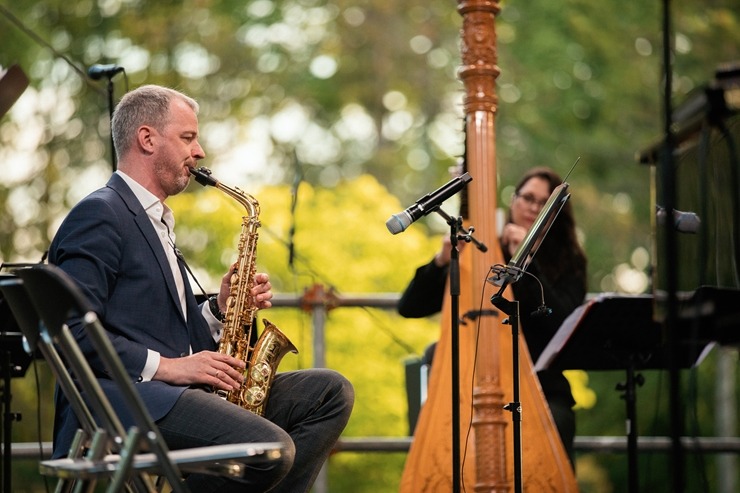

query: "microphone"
left=530, top=304, right=552, bottom=318
left=87, top=64, right=124, bottom=80
left=386, top=172, right=472, bottom=234
left=656, top=206, right=700, bottom=234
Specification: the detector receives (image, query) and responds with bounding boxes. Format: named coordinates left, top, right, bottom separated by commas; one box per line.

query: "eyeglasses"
left=515, top=193, right=548, bottom=209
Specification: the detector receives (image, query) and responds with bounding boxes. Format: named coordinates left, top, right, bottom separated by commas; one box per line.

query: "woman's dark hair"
left=509, top=167, right=587, bottom=288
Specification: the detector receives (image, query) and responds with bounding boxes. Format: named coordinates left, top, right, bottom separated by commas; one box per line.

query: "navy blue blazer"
left=48, top=173, right=217, bottom=458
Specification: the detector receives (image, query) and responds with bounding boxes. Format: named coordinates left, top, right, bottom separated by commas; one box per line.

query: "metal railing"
left=11, top=436, right=739, bottom=493
left=11, top=435, right=740, bottom=459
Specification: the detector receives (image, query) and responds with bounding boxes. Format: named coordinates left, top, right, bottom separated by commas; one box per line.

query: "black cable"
left=287, top=151, right=302, bottom=271
left=489, top=263, right=550, bottom=317
left=458, top=265, right=504, bottom=492
left=0, top=4, right=105, bottom=97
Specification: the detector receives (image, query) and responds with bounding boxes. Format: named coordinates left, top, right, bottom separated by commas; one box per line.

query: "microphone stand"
left=88, top=64, right=125, bottom=171
left=432, top=206, right=485, bottom=493
left=490, top=282, right=523, bottom=493
left=105, top=75, right=116, bottom=171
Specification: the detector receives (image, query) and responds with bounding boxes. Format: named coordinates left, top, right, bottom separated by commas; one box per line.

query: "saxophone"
left=190, top=166, right=298, bottom=416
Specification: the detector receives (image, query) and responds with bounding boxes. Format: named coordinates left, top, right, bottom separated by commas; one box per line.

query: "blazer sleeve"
left=49, top=193, right=150, bottom=378
left=397, top=259, right=449, bottom=318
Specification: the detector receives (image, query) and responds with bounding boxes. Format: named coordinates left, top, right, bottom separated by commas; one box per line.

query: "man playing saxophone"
left=48, top=84, right=354, bottom=492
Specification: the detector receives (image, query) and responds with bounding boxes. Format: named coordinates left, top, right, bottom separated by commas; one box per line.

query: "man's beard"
left=155, top=158, right=190, bottom=197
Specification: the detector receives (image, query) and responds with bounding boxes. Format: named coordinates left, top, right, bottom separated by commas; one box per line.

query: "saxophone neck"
left=189, top=166, right=259, bottom=215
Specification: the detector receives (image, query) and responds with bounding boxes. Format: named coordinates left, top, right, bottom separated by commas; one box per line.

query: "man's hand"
left=250, top=272, right=273, bottom=309
left=155, top=351, right=246, bottom=392
left=217, top=265, right=273, bottom=312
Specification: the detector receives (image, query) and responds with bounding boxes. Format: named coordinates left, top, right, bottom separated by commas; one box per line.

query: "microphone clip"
left=530, top=304, right=552, bottom=318
left=487, top=264, right=523, bottom=287
left=457, top=226, right=488, bottom=252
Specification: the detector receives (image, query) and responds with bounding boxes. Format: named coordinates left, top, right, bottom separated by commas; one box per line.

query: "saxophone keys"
left=250, top=361, right=272, bottom=383
left=244, top=386, right=266, bottom=406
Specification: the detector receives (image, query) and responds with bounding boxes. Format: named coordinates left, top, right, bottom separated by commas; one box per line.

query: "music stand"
left=534, top=293, right=716, bottom=493
left=0, top=64, right=29, bottom=120
left=489, top=181, right=572, bottom=493
left=0, top=274, right=35, bottom=493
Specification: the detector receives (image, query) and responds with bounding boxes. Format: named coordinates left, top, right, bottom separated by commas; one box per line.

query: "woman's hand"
left=501, top=223, right=528, bottom=257
left=433, top=235, right=468, bottom=267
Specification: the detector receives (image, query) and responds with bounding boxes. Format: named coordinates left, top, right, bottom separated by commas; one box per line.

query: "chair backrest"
left=0, top=274, right=126, bottom=492
left=0, top=275, right=101, bottom=440
left=12, top=268, right=130, bottom=446
left=15, top=264, right=185, bottom=492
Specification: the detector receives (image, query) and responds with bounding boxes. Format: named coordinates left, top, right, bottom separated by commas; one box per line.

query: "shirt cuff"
left=140, top=350, right=160, bottom=382
left=201, top=301, right=223, bottom=343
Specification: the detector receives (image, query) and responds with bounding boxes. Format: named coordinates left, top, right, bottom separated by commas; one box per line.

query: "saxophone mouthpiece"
left=189, top=166, right=219, bottom=188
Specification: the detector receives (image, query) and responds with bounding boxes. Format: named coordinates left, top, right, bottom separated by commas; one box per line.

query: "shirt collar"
left=115, top=170, right=170, bottom=224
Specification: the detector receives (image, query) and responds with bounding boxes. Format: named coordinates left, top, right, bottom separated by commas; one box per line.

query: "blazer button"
left=179, top=352, right=187, bottom=357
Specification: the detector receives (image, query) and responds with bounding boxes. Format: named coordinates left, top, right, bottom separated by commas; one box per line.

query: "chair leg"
left=108, top=428, right=158, bottom=493
left=51, top=429, right=87, bottom=493
left=154, top=475, right=173, bottom=493
left=53, top=476, right=75, bottom=493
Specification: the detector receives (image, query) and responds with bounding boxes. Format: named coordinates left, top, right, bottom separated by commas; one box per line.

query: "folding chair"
left=0, top=274, right=129, bottom=493
left=0, top=265, right=283, bottom=493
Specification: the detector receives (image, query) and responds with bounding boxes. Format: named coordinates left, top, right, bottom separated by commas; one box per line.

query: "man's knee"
left=321, top=369, right=355, bottom=418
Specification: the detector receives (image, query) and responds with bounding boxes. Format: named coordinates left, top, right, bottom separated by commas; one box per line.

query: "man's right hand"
left=155, top=350, right=245, bottom=392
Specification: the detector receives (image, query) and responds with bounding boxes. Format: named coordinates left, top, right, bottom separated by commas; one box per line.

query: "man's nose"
left=193, top=142, right=206, bottom=160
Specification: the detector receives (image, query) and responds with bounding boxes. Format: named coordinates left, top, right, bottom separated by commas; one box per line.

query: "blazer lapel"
left=106, top=175, right=188, bottom=324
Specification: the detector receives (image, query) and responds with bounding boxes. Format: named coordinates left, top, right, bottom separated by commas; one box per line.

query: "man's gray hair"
left=111, top=85, right=199, bottom=159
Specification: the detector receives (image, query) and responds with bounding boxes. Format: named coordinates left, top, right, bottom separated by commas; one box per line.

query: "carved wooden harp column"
left=457, top=1, right=510, bottom=492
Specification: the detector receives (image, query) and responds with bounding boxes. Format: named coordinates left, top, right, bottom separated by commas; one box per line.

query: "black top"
left=398, top=253, right=585, bottom=404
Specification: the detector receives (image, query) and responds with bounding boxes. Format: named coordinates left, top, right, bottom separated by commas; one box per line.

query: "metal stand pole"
left=490, top=293, right=523, bottom=493
left=616, top=359, right=645, bottom=493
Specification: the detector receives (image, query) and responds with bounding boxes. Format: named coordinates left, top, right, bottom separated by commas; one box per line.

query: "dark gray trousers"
left=157, top=368, right=354, bottom=492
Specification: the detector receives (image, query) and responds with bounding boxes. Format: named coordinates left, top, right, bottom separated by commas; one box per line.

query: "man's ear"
left=136, top=125, right=155, bottom=154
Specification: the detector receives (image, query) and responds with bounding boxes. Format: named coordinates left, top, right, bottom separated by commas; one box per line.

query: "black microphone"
left=87, top=64, right=124, bottom=80
left=386, top=172, right=472, bottom=234
left=530, top=304, right=552, bottom=318
left=656, top=206, right=700, bottom=234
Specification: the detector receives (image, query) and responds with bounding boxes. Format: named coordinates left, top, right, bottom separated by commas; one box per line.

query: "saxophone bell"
left=240, top=319, right=298, bottom=416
